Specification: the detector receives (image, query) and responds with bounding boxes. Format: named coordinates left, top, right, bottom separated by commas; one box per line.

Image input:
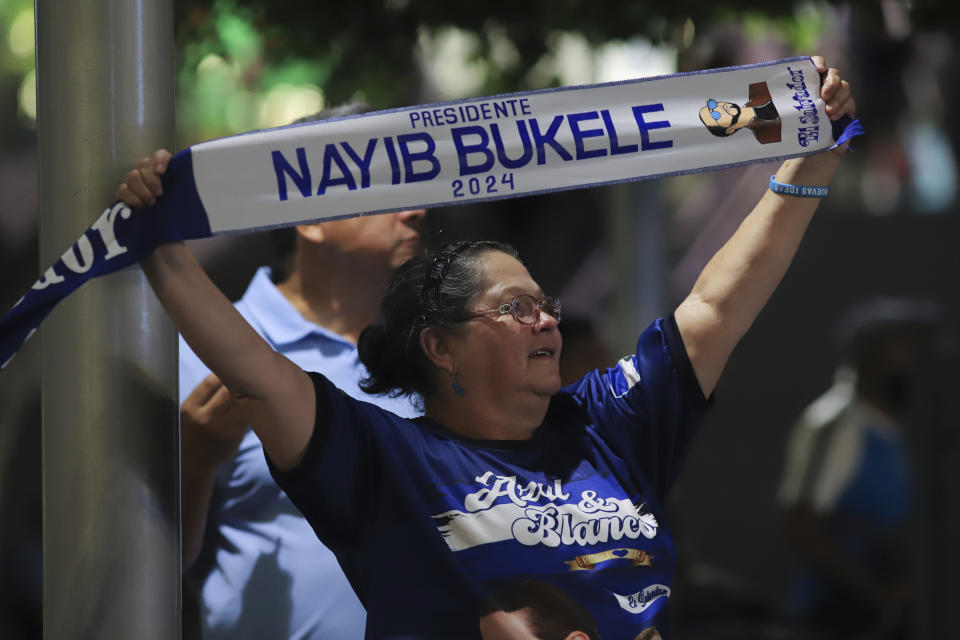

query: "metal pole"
left=36, top=1, right=179, bottom=638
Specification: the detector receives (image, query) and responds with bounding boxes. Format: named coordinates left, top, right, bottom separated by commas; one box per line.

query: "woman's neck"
left=425, top=392, right=550, bottom=441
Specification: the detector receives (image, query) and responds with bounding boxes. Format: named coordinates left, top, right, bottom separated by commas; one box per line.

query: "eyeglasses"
left=706, top=99, right=722, bottom=120
left=470, top=295, right=561, bottom=327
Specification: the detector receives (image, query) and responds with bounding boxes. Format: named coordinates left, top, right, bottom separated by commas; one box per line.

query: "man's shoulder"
left=234, top=267, right=283, bottom=325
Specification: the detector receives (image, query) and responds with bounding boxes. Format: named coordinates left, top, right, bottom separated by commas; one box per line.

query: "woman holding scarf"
left=119, top=57, right=854, bottom=639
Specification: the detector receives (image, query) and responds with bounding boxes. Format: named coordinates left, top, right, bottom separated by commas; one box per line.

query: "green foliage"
left=172, top=0, right=839, bottom=141
left=10, top=0, right=956, bottom=145
left=741, top=4, right=829, bottom=53
left=0, top=0, right=37, bottom=144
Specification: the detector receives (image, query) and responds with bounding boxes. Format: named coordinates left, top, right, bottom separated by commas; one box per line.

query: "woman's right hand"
left=115, top=148, right=171, bottom=207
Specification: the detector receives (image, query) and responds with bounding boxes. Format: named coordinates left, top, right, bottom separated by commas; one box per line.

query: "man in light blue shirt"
left=179, top=177, right=425, bottom=638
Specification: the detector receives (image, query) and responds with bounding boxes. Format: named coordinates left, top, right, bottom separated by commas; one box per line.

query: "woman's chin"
left=532, top=376, right=563, bottom=398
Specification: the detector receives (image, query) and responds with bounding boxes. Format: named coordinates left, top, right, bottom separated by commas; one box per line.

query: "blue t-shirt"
left=270, top=316, right=709, bottom=638
left=181, top=267, right=420, bottom=640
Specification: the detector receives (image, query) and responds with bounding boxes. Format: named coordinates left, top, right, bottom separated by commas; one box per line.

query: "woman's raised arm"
left=121, top=150, right=316, bottom=470
left=674, top=57, right=855, bottom=398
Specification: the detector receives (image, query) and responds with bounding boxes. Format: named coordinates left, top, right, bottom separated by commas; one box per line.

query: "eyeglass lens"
left=513, top=296, right=561, bottom=324
left=707, top=99, right=721, bottom=120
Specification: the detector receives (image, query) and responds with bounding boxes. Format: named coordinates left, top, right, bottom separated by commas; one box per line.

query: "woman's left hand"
left=811, top=56, right=856, bottom=154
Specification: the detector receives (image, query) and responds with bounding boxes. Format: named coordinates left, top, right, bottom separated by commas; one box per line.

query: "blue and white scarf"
left=0, top=56, right=861, bottom=370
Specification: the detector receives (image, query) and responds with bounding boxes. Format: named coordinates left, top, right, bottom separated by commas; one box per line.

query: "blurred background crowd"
left=1, top=1, right=957, bottom=638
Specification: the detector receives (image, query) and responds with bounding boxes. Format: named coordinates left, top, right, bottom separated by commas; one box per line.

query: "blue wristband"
left=769, top=175, right=829, bottom=198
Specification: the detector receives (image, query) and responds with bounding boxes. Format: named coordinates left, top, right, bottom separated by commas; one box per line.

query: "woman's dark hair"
left=358, top=240, right=517, bottom=401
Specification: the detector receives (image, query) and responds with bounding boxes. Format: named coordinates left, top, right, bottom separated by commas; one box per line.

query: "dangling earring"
left=450, top=370, right=465, bottom=396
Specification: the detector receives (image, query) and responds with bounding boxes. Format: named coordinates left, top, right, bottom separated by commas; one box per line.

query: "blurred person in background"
left=176, top=105, right=426, bottom=640
left=778, top=297, right=940, bottom=639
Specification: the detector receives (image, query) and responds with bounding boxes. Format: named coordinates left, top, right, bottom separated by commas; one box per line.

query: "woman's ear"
left=419, top=326, right=456, bottom=373
left=295, top=223, right=325, bottom=245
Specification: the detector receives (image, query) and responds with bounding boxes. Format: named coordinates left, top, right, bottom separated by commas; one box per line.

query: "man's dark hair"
left=357, top=240, right=518, bottom=403
left=269, top=102, right=373, bottom=281
left=480, top=579, right=600, bottom=640
left=835, top=297, right=941, bottom=415
left=835, top=297, right=940, bottom=371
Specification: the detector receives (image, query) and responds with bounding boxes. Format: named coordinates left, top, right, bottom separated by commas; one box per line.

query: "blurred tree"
left=3, top=1, right=958, bottom=148
left=0, top=0, right=958, bottom=148
left=0, top=0, right=37, bottom=148
left=170, top=0, right=838, bottom=142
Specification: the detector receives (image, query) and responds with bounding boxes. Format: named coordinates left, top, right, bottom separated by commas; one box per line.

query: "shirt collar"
left=240, top=267, right=355, bottom=348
